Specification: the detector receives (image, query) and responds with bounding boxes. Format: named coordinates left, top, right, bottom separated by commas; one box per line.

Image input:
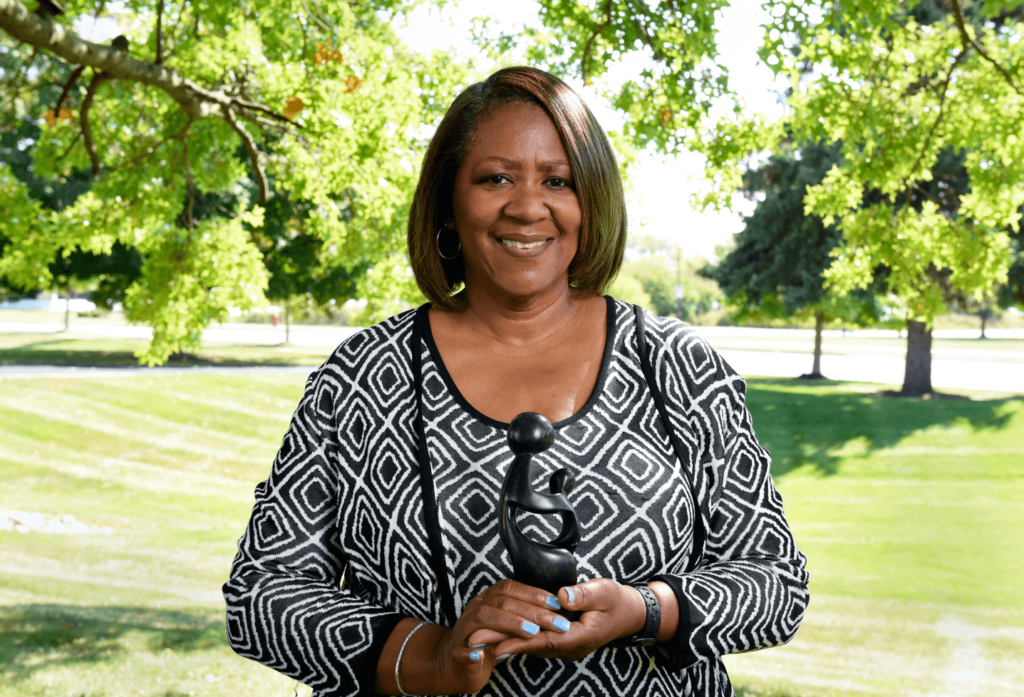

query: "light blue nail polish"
left=566, top=588, right=575, bottom=603
left=496, top=653, right=511, bottom=661
left=553, top=617, right=571, bottom=633
left=545, top=596, right=561, bottom=610
left=470, top=651, right=481, bottom=661
left=469, top=643, right=487, bottom=649
left=522, top=621, right=539, bottom=636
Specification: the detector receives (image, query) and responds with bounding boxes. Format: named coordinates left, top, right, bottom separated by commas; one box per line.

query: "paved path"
left=2, top=320, right=1021, bottom=394
left=718, top=350, right=1023, bottom=394
left=0, top=320, right=361, bottom=347
left=4, top=320, right=1023, bottom=347
left=0, top=364, right=316, bottom=378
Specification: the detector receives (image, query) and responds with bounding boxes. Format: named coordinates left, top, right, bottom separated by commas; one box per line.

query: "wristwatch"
left=609, top=584, right=661, bottom=648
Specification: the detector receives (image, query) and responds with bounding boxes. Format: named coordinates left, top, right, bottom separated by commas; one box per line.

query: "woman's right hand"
left=428, top=579, right=570, bottom=694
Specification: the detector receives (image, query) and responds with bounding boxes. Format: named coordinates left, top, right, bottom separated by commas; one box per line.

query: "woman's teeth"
left=501, top=239, right=546, bottom=249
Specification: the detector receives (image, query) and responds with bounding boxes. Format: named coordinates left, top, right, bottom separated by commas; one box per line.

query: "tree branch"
left=237, top=111, right=291, bottom=131
left=158, top=0, right=190, bottom=64
left=0, top=0, right=299, bottom=127
left=230, top=96, right=296, bottom=126
left=155, top=0, right=163, bottom=65
left=950, top=0, right=1022, bottom=96
left=55, top=129, right=81, bottom=161
left=4, top=43, right=37, bottom=103
left=117, top=114, right=191, bottom=176
left=581, top=0, right=612, bottom=85
left=902, top=48, right=967, bottom=209
left=179, top=136, right=195, bottom=231
left=223, top=107, right=269, bottom=205
left=81, top=69, right=112, bottom=175
left=54, top=63, right=84, bottom=114
left=624, top=0, right=666, bottom=63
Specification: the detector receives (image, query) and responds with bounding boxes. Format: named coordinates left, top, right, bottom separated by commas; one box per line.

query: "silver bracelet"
left=395, top=620, right=430, bottom=697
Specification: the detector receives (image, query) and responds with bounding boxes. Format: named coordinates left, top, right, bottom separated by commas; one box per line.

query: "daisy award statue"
left=498, top=412, right=582, bottom=619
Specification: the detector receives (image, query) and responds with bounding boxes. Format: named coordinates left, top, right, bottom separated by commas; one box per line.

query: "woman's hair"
left=408, top=66, right=627, bottom=310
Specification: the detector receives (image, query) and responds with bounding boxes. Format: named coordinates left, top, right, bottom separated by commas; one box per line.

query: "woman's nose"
left=503, top=181, right=550, bottom=223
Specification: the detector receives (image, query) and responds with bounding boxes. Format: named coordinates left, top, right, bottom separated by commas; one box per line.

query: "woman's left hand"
left=488, top=578, right=646, bottom=662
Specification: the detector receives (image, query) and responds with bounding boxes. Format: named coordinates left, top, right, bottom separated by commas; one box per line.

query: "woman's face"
left=450, top=102, right=582, bottom=303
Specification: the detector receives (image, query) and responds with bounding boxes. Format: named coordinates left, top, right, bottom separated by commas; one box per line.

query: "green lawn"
left=0, top=332, right=329, bottom=366
left=726, top=380, right=1024, bottom=696
left=0, top=373, right=1021, bottom=696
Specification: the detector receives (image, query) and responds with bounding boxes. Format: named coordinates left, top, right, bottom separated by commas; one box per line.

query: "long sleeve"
left=645, top=316, right=810, bottom=670
left=223, top=364, right=404, bottom=697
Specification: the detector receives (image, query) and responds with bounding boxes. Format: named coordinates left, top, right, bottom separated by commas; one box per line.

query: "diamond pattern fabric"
left=223, top=299, right=809, bottom=696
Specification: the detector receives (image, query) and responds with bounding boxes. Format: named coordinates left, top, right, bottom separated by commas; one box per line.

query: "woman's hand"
left=427, top=579, right=575, bottom=694
left=488, top=578, right=647, bottom=662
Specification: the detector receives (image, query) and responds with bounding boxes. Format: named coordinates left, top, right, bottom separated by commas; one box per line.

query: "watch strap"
left=609, top=584, right=661, bottom=648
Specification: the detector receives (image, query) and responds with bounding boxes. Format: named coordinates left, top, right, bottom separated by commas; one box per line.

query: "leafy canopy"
left=4, top=0, right=1022, bottom=365
left=0, top=0, right=472, bottom=363
left=513, top=0, right=1021, bottom=325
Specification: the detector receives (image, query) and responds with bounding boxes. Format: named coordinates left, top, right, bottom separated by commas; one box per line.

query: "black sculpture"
left=498, top=412, right=581, bottom=618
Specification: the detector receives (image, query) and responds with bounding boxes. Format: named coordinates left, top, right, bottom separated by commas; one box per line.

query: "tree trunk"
left=811, top=310, right=824, bottom=377
left=798, top=310, right=826, bottom=379
left=901, top=319, right=933, bottom=396
left=980, top=313, right=987, bottom=339
left=63, top=291, right=70, bottom=331
left=284, top=304, right=290, bottom=345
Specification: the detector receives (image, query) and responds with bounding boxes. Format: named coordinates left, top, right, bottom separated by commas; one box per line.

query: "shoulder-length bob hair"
left=408, top=66, right=627, bottom=310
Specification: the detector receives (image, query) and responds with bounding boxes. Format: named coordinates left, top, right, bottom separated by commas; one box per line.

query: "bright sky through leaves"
left=394, top=0, right=786, bottom=261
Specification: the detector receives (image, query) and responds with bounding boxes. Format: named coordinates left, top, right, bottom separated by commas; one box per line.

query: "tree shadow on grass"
left=734, top=685, right=807, bottom=697
left=0, top=604, right=226, bottom=686
left=745, top=377, right=1019, bottom=477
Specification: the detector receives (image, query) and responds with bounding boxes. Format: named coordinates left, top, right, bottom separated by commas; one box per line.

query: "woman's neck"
left=454, top=283, right=585, bottom=349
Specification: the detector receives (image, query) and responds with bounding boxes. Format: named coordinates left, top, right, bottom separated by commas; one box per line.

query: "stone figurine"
left=498, top=412, right=581, bottom=618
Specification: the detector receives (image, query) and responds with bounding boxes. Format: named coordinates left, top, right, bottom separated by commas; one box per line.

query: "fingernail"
left=553, top=617, right=571, bottom=633
left=468, top=643, right=487, bottom=649
left=545, top=596, right=562, bottom=610
left=522, top=621, right=539, bottom=636
left=566, top=588, right=575, bottom=603
left=496, top=653, right=511, bottom=661
left=470, top=650, right=481, bottom=661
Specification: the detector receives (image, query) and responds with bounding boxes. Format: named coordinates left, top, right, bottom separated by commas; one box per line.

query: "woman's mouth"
left=500, top=239, right=549, bottom=249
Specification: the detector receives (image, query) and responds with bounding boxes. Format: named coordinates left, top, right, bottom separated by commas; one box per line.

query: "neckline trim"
left=419, top=296, right=617, bottom=431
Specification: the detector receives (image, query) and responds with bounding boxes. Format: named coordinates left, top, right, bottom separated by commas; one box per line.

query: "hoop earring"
left=437, top=227, right=461, bottom=261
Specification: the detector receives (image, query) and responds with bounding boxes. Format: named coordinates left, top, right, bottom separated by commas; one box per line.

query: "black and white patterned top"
left=223, top=298, right=810, bottom=697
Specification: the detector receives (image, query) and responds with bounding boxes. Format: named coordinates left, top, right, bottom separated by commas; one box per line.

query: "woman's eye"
left=547, top=177, right=574, bottom=189
left=483, top=174, right=511, bottom=185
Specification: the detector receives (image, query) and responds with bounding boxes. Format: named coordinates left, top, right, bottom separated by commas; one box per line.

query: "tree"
left=498, top=0, right=1021, bottom=396
left=705, top=141, right=886, bottom=378
left=256, top=190, right=366, bottom=343
left=607, top=271, right=653, bottom=310
left=7, top=0, right=1019, bottom=376
left=1, top=112, right=143, bottom=324
left=701, top=0, right=1021, bottom=395
left=997, top=226, right=1024, bottom=310
left=621, top=234, right=723, bottom=321
left=0, top=0, right=469, bottom=364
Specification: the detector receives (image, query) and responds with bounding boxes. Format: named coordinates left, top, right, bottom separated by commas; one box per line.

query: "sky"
left=393, top=0, right=788, bottom=261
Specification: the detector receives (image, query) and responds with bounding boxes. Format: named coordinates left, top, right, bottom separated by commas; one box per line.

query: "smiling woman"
left=408, top=68, right=626, bottom=309
left=448, top=101, right=583, bottom=305
left=224, top=67, right=809, bottom=697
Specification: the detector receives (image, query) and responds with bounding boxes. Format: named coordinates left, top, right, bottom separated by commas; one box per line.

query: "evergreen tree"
left=705, top=141, right=881, bottom=378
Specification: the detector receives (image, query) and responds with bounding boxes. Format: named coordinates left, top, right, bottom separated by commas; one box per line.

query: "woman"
left=224, top=67, right=809, bottom=697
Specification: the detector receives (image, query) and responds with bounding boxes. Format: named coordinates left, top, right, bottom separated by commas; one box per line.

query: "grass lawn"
left=0, top=373, right=1021, bottom=696
left=0, top=332, right=330, bottom=367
